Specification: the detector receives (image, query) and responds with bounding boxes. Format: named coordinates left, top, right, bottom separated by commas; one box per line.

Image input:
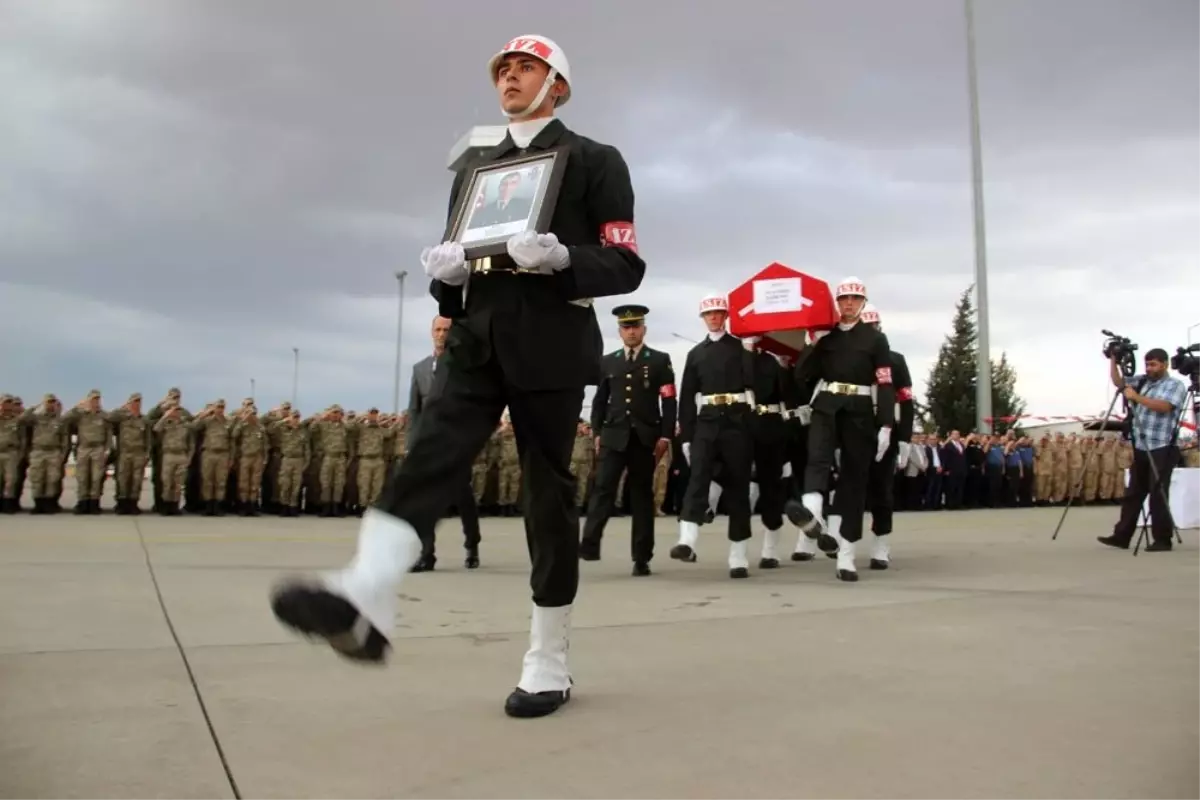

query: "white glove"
left=682, top=442, right=691, bottom=466
left=506, top=231, right=570, bottom=273
left=781, top=462, right=792, bottom=478
left=897, top=441, right=911, bottom=469
left=420, top=242, right=468, bottom=286
left=796, top=405, right=813, bottom=426
left=876, top=427, right=892, bottom=462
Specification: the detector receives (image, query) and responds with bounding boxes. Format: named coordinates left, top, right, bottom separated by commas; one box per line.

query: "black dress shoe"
left=1097, top=535, right=1130, bottom=550
left=270, top=582, right=390, bottom=664
left=632, top=561, right=651, bottom=576
left=836, top=568, right=859, bottom=582
left=669, top=544, right=697, bottom=562
left=758, top=557, right=780, bottom=569
left=504, top=686, right=570, bottom=718
left=409, top=557, right=435, bottom=573
left=465, top=549, right=480, bottom=569
left=1145, top=540, right=1173, bottom=552
left=729, top=566, right=749, bottom=579
left=578, top=540, right=601, bottom=561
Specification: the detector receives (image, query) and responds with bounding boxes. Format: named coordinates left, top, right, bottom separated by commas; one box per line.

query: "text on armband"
left=875, top=367, right=893, bottom=385
left=601, top=221, right=639, bottom=254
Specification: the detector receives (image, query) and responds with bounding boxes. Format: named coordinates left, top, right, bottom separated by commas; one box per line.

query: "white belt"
left=815, top=380, right=873, bottom=398
left=699, top=392, right=749, bottom=406
left=754, top=403, right=782, bottom=415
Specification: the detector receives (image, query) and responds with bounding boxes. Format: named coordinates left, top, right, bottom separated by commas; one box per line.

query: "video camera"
left=1101, top=329, right=1139, bottom=378
left=1172, top=343, right=1199, bottom=388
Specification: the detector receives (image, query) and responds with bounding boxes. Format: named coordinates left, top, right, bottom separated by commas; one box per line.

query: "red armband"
left=875, top=366, right=893, bottom=385
left=659, top=384, right=676, bottom=398
left=601, top=221, right=639, bottom=254
left=897, top=387, right=913, bottom=402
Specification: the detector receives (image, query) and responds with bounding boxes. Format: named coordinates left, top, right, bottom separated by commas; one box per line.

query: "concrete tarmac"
left=0, top=493, right=1196, bottom=798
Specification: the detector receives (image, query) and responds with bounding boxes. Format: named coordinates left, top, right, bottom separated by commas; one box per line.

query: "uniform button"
left=626, top=373, right=631, bottom=379
left=625, top=398, right=631, bottom=404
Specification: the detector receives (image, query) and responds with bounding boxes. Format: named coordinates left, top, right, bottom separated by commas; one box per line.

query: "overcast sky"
left=2, top=0, right=1197, bottom=424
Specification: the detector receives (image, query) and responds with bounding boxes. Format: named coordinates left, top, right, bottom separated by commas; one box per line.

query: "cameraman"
left=1098, top=348, right=1187, bottom=551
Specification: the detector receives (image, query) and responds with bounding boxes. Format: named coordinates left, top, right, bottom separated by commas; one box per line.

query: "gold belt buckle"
left=828, top=382, right=854, bottom=396
left=471, top=256, right=539, bottom=275
left=708, top=393, right=732, bottom=406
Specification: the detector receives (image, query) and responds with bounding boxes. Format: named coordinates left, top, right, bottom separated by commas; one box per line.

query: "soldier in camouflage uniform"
left=0, top=395, right=26, bottom=513
left=1033, top=435, right=1051, bottom=504
left=1097, top=437, right=1118, bottom=502
left=1050, top=432, right=1069, bottom=503
left=315, top=405, right=352, bottom=517
left=260, top=403, right=291, bottom=514
left=343, top=410, right=361, bottom=514
left=570, top=421, right=593, bottom=510
left=354, top=408, right=390, bottom=512
left=303, top=411, right=323, bottom=514
left=233, top=409, right=269, bottom=516
left=64, top=390, right=112, bottom=515
left=274, top=409, right=311, bottom=516
left=1066, top=434, right=1084, bottom=503
left=108, top=393, right=153, bottom=514
left=1081, top=437, right=1100, bottom=504
left=146, top=388, right=186, bottom=512
left=495, top=417, right=520, bottom=516
left=21, top=394, right=70, bottom=514
left=191, top=400, right=234, bottom=516
left=1116, top=439, right=1133, bottom=496
left=153, top=401, right=194, bottom=515
left=653, top=437, right=672, bottom=516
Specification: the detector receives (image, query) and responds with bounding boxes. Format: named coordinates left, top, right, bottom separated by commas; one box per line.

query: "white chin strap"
left=504, top=67, right=558, bottom=120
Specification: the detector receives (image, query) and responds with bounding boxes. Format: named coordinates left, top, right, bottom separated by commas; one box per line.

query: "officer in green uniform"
left=580, top=304, right=677, bottom=575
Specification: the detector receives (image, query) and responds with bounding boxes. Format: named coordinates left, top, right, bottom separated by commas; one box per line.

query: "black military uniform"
left=580, top=304, right=677, bottom=575
left=271, top=116, right=645, bottom=720
left=787, top=321, right=895, bottom=580
left=865, top=349, right=913, bottom=568
left=672, top=331, right=756, bottom=578
left=746, top=345, right=791, bottom=568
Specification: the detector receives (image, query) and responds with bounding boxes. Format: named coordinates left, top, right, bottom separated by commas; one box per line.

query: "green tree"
left=924, top=286, right=1028, bottom=434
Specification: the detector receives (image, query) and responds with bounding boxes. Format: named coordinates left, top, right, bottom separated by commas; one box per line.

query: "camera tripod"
left=1052, top=384, right=1192, bottom=553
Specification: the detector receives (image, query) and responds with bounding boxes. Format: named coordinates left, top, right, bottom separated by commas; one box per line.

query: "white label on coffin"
left=739, top=277, right=812, bottom=317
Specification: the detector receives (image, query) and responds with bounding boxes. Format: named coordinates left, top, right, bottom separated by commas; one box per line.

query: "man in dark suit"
left=407, top=315, right=482, bottom=571
left=270, top=33, right=645, bottom=720
left=941, top=430, right=967, bottom=509
left=923, top=433, right=944, bottom=510
left=469, top=170, right=535, bottom=229
left=580, top=304, right=676, bottom=576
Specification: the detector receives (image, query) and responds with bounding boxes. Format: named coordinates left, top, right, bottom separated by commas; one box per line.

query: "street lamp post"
left=392, top=270, right=407, bottom=415
left=291, top=348, right=299, bottom=407
left=965, top=0, right=993, bottom=435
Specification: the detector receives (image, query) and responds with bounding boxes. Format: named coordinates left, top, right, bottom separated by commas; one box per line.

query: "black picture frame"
left=443, top=146, right=570, bottom=261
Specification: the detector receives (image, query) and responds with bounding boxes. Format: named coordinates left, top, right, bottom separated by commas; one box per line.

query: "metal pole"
left=292, top=348, right=299, bottom=406
left=393, top=270, right=408, bottom=415
left=965, top=0, right=993, bottom=434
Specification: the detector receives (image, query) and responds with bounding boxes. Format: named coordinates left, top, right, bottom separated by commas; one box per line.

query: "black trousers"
left=1112, top=446, right=1178, bottom=544
left=944, top=472, right=965, bottom=509
left=750, top=415, right=788, bottom=531
left=867, top=437, right=898, bottom=536
left=582, top=436, right=657, bottom=562
left=803, top=406, right=876, bottom=543
left=1004, top=466, right=1021, bottom=506
left=785, top=420, right=809, bottom=500
left=375, top=355, right=583, bottom=608
left=417, top=471, right=482, bottom=560
left=680, top=410, right=753, bottom=542
left=986, top=466, right=1004, bottom=507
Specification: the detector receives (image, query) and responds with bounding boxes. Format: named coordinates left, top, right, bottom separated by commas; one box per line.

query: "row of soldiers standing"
left=1033, top=432, right=1134, bottom=505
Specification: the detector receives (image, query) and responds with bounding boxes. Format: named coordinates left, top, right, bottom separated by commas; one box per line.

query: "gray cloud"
left=1, top=0, right=1196, bottom=421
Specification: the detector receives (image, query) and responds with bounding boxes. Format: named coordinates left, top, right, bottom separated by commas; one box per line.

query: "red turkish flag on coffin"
left=728, top=263, right=838, bottom=361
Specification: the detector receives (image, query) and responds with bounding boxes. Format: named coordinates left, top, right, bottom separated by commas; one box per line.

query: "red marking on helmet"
left=875, top=366, right=893, bottom=385
left=897, top=387, right=913, bottom=402
left=660, top=384, right=676, bottom=399
left=601, top=221, right=638, bottom=254
left=503, top=38, right=554, bottom=60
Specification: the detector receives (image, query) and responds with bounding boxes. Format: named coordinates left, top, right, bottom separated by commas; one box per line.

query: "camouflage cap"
left=329, top=404, right=343, bottom=412
left=214, top=398, right=226, bottom=407
left=368, top=407, right=379, bottom=414
left=168, top=387, right=181, bottom=396
left=43, top=393, right=57, bottom=403
left=128, top=392, right=142, bottom=402
left=1, top=394, right=13, bottom=403
left=87, top=389, right=101, bottom=399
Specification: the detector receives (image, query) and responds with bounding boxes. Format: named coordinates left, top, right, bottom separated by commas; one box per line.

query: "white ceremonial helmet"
left=835, top=276, right=868, bottom=300
left=698, top=293, right=729, bottom=316
left=487, top=35, right=572, bottom=119
left=860, top=303, right=880, bottom=325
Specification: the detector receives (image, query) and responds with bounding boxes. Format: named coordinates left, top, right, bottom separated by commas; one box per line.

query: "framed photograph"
left=443, top=146, right=570, bottom=261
